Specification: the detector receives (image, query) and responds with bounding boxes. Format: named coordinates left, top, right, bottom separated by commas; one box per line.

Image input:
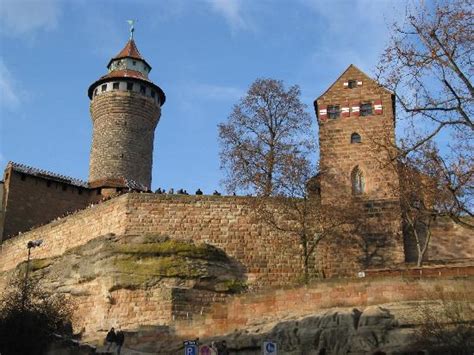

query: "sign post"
left=263, top=341, right=277, bottom=355
left=184, top=340, right=198, bottom=355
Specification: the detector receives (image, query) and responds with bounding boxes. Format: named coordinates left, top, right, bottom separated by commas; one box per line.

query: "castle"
left=0, top=36, right=472, bottom=341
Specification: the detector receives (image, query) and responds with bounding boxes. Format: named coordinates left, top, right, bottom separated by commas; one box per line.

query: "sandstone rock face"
left=1, top=233, right=246, bottom=338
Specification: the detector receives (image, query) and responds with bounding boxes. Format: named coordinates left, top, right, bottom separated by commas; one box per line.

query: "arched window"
left=351, top=133, right=361, bottom=144
left=351, top=166, right=365, bottom=195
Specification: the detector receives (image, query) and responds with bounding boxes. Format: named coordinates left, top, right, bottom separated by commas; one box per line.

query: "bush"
left=0, top=275, right=73, bottom=355
left=414, top=284, right=474, bottom=354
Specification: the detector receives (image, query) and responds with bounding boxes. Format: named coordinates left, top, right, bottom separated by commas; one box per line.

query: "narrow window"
left=360, top=103, right=373, bottom=116
left=348, top=80, right=357, bottom=89
left=94, top=89, right=98, bottom=96
left=132, top=60, right=136, bottom=66
left=140, top=85, right=146, bottom=94
left=151, top=91, right=156, bottom=98
left=113, top=82, right=119, bottom=90
left=101, top=84, right=107, bottom=92
left=351, top=133, right=361, bottom=144
left=351, top=166, right=365, bottom=195
left=127, top=83, right=133, bottom=91
left=327, top=105, right=340, bottom=119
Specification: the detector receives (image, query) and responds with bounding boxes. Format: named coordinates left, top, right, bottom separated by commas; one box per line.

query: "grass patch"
left=114, top=239, right=227, bottom=261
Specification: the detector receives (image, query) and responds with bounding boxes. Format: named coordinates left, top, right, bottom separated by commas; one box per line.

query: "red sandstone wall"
left=168, top=273, right=474, bottom=340
left=428, top=218, right=473, bottom=260
left=1, top=168, right=99, bottom=240
left=121, top=194, right=305, bottom=287
left=0, top=194, right=306, bottom=286
left=1, top=193, right=470, bottom=286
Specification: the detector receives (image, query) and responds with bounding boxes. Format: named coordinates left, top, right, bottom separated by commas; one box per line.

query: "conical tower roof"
left=107, top=39, right=151, bottom=69
left=88, top=38, right=165, bottom=104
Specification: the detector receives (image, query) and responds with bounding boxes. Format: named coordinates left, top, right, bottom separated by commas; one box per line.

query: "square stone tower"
left=314, top=65, right=404, bottom=273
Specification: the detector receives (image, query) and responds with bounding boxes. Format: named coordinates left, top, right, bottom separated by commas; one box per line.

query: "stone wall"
left=1, top=193, right=470, bottom=284
left=0, top=194, right=128, bottom=272
left=427, top=217, right=474, bottom=260
left=174, top=271, right=474, bottom=340
left=1, top=168, right=99, bottom=241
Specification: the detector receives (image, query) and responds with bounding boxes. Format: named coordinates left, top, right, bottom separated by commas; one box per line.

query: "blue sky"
left=0, top=0, right=408, bottom=193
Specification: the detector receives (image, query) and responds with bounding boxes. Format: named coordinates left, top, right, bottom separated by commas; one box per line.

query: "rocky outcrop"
left=0, top=233, right=247, bottom=340
left=3, top=233, right=246, bottom=295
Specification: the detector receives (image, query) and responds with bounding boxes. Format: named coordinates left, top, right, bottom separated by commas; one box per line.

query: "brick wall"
left=1, top=168, right=100, bottom=240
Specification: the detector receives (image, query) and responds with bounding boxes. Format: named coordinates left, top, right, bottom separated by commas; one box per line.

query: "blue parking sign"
left=263, top=341, right=277, bottom=354
left=184, top=340, right=198, bottom=355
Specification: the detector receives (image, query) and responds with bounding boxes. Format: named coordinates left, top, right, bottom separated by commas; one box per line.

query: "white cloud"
left=0, top=59, right=21, bottom=110
left=0, top=0, right=61, bottom=37
left=205, top=0, right=248, bottom=31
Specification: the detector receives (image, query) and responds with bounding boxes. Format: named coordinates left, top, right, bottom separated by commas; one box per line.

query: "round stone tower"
left=87, top=37, right=165, bottom=190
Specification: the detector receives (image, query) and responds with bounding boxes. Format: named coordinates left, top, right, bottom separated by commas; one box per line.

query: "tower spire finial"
left=126, top=19, right=136, bottom=40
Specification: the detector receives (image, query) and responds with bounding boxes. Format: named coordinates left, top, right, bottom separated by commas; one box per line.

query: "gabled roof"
left=7, top=162, right=88, bottom=188
left=88, top=176, right=149, bottom=192
left=314, top=64, right=393, bottom=103
left=107, top=39, right=151, bottom=69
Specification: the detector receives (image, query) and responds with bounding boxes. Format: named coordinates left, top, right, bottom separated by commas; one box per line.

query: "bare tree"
left=398, top=152, right=438, bottom=266
left=253, top=154, right=360, bottom=283
left=0, top=275, right=73, bottom=355
left=218, top=78, right=313, bottom=196
left=377, top=0, right=473, bottom=225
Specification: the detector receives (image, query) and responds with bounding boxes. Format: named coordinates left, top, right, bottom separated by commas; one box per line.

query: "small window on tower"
left=351, top=166, right=365, bottom=195
left=101, top=84, right=107, bottom=92
left=113, top=82, right=119, bottom=90
left=151, top=91, right=156, bottom=98
left=127, top=83, right=133, bottom=91
left=94, top=89, right=98, bottom=96
left=360, top=102, right=373, bottom=116
left=140, top=85, right=146, bottom=94
left=348, top=80, right=357, bottom=89
left=327, top=105, right=340, bottom=119
left=133, top=61, right=137, bottom=66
